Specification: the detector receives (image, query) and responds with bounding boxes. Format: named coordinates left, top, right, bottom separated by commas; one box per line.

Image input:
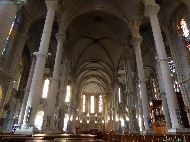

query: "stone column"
left=112, top=82, right=118, bottom=130
left=132, top=35, right=152, bottom=132
left=155, top=58, right=172, bottom=129
left=138, top=91, right=145, bottom=131
left=125, top=57, right=139, bottom=132
left=144, top=2, right=183, bottom=129
left=43, top=32, right=65, bottom=132
left=18, top=55, right=36, bottom=125
left=56, top=54, right=69, bottom=132
left=55, top=63, right=65, bottom=132
left=22, top=0, right=57, bottom=128
left=0, top=0, right=19, bottom=54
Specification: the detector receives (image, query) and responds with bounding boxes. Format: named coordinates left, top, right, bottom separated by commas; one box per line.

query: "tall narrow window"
left=1, top=14, right=19, bottom=56
left=34, top=111, right=44, bottom=130
left=118, top=87, right=121, bottom=103
left=120, top=117, right=125, bottom=127
left=90, top=96, right=94, bottom=113
left=168, top=57, right=181, bottom=92
left=178, top=18, right=190, bottom=50
left=168, top=58, right=176, bottom=76
left=0, top=85, right=2, bottom=106
left=98, top=95, right=103, bottom=113
left=82, top=95, right=86, bottom=112
left=42, top=79, right=50, bottom=98
left=63, top=114, right=69, bottom=131
left=152, top=78, right=159, bottom=99
left=65, top=86, right=71, bottom=102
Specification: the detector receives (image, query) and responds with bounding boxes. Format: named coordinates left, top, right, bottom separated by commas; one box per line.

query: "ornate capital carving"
left=145, top=4, right=160, bottom=16
left=45, top=0, right=58, bottom=10
left=130, top=26, right=143, bottom=47
left=131, top=36, right=143, bottom=47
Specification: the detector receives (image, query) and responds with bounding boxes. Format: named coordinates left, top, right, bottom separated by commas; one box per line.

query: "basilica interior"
left=0, top=0, right=190, bottom=141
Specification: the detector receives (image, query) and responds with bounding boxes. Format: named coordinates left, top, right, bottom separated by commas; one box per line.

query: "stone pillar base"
left=167, top=128, right=190, bottom=134
left=21, top=123, right=29, bottom=129
left=14, top=127, right=38, bottom=135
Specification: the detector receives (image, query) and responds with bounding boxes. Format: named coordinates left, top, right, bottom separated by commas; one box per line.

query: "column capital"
left=56, top=33, right=66, bottom=41
left=32, top=52, right=47, bottom=57
left=45, top=0, right=58, bottom=10
left=145, top=4, right=160, bottom=16
left=131, top=36, right=143, bottom=47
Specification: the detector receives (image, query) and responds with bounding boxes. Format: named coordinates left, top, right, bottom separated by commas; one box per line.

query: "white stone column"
left=125, top=57, right=139, bottom=132
left=0, top=0, right=18, bottom=54
left=22, top=0, right=57, bottom=128
left=144, top=2, right=183, bottom=129
left=18, top=55, right=36, bottom=125
left=43, top=32, right=65, bottom=132
left=155, top=58, right=172, bottom=129
left=138, top=92, right=145, bottom=131
left=56, top=64, right=65, bottom=132
left=132, top=35, right=152, bottom=131
left=112, top=82, right=118, bottom=130
left=110, top=83, right=114, bottom=130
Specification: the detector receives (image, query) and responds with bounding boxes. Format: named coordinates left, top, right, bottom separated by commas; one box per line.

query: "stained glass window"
left=168, top=58, right=176, bottom=76
left=98, top=95, right=103, bottom=112
left=178, top=18, right=190, bottom=50
left=152, top=78, right=159, bottom=99
left=168, top=57, right=181, bottom=92
left=82, top=95, right=86, bottom=112
left=1, top=14, right=19, bottom=56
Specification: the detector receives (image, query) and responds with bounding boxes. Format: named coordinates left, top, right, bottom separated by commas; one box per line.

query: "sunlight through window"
left=65, top=86, right=71, bottom=102
left=118, top=88, right=121, bottom=103
left=82, top=95, right=86, bottom=112
left=99, top=95, right=103, bottom=112
left=42, top=79, right=49, bottom=98
left=90, top=96, right=94, bottom=113
left=34, top=111, right=44, bottom=130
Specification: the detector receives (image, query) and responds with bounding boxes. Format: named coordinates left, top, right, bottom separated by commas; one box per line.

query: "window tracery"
left=178, top=18, right=190, bottom=50
left=98, top=95, right=103, bottom=113
left=168, top=57, right=180, bottom=93
left=81, top=94, right=103, bottom=114
left=1, top=13, right=20, bottom=56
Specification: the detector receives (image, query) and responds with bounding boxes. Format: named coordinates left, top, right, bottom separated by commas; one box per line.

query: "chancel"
left=0, top=0, right=190, bottom=141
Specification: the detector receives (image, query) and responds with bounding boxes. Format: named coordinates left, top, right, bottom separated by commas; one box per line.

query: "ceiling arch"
left=62, top=0, right=133, bottom=29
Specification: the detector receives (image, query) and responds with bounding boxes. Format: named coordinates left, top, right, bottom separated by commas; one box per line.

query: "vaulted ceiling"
left=26, top=0, right=187, bottom=97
